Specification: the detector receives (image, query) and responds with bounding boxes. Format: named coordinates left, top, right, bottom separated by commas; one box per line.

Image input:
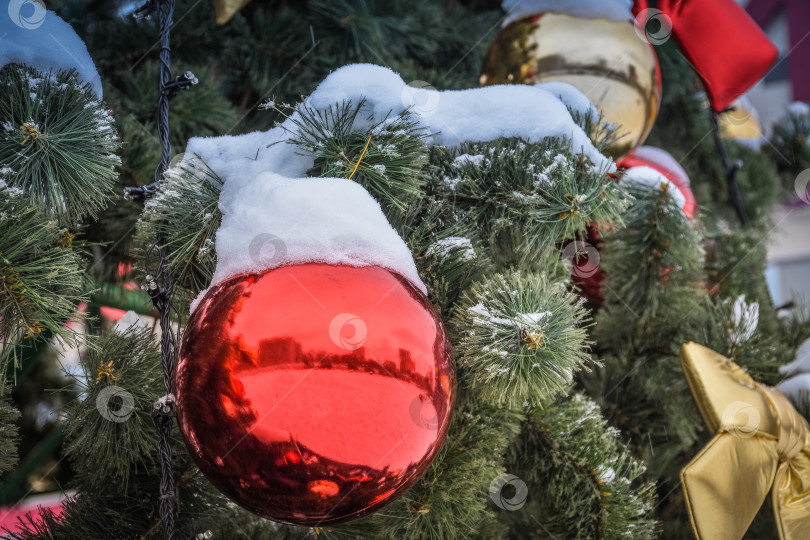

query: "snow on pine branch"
left=185, top=64, right=614, bottom=186
left=183, top=64, right=614, bottom=307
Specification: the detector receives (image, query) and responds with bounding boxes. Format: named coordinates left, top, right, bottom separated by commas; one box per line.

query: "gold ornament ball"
left=717, top=97, right=764, bottom=142
left=480, top=12, right=661, bottom=159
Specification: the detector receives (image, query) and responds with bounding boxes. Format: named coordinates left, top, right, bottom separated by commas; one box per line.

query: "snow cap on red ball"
left=0, top=3, right=103, bottom=98
left=619, top=146, right=696, bottom=218
left=192, top=173, right=426, bottom=312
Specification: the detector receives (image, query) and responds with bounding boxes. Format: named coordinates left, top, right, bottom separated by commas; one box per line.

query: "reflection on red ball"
left=175, top=264, right=455, bottom=525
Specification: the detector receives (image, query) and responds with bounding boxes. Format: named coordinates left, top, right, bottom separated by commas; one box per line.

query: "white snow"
left=453, top=154, right=487, bottom=167
left=468, top=303, right=514, bottom=328
left=113, top=311, right=148, bottom=334
left=501, top=0, right=634, bottom=28
left=787, top=101, right=810, bottom=117
left=0, top=7, right=103, bottom=98
left=777, top=373, right=810, bottom=406
left=519, top=311, right=551, bottom=326
left=779, top=337, right=810, bottom=377
left=194, top=172, right=426, bottom=311
left=595, top=466, right=616, bottom=484
left=468, top=303, right=550, bottom=331
left=727, top=295, right=759, bottom=349
left=426, top=237, right=475, bottom=261
left=631, top=146, right=691, bottom=186
left=535, top=81, right=599, bottom=124
left=185, top=64, right=614, bottom=189
left=621, top=166, right=687, bottom=212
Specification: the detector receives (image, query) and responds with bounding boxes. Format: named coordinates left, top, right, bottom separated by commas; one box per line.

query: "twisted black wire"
left=154, top=0, right=177, bottom=537
left=126, top=2, right=207, bottom=539
left=142, top=0, right=178, bottom=538
left=709, top=108, right=749, bottom=225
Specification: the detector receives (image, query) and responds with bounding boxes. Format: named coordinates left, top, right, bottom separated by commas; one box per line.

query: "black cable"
left=708, top=108, right=749, bottom=225
left=123, top=1, right=201, bottom=538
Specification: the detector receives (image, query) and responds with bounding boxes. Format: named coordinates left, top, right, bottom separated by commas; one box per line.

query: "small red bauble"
left=619, top=146, right=697, bottom=219
left=175, top=264, right=455, bottom=525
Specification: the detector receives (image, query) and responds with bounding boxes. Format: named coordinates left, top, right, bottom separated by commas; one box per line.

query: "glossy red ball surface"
left=176, top=264, right=455, bottom=525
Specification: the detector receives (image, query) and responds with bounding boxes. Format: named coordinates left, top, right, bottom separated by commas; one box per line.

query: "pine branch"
left=316, top=402, right=523, bottom=540
left=451, top=271, right=594, bottom=408
left=502, top=394, right=657, bottom=540
left=429, top=138, right=628, bottom=267
left=0, top=65, right=120, bottom=224
left=280, top=99, right=430, bottom=227
left=59, top=326, right=163, bottom=490
left=595, top=182, right=705, bottom=352
left=767, top=105, right=810, bottom=190
left=135, top=154, right=222, bottom=299
left=0, top=190, right=86, bottom=377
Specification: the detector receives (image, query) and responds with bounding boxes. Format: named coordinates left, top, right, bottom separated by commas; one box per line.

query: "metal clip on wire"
left=154, top=393, right=176, bottom=417
left=165, top=71, right=198, bottom=101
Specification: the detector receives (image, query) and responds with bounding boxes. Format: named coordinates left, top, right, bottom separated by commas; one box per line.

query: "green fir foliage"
left=282, top=99, right=430, bottom=225
left=0, top=65, right=119, bottom=224
left=767, top=106, right=810, bottom=189
left=452, top=271, right=593, bottom=408
left=429, top=139, right=628, bottom=266
left=134, top=155, right=223, bottom=299
left=60, top=326, right=163, bottom=487
left=595, top=182, right=705, bottom=352
left=0, top=188, right=86, bottom=374
left=502, top=394, right=657, bottom=540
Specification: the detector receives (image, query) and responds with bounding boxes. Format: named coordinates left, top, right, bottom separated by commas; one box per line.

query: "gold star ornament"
left=213, top=0, right=253, bottom=25
left=680, top=342, right=810, bottom=540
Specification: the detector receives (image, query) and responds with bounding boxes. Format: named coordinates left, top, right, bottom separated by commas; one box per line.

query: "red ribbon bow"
left=634, top=0, right=778, bottom=112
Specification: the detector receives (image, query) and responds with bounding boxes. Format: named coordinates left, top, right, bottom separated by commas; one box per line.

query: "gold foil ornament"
left=680, top=342, right=810, bottom=540
left=213, top=0, right=252, bottom=25
left=480, top=12, right=661, bottom=159
left=718, top=97, right=764, bottom=143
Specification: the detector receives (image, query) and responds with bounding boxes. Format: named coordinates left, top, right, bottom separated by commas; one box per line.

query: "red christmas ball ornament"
left=176, top=263, right=455, bottom=525
left=619, top=146, right=697, bottom=219
left=573, top=146, right=696, bottom=306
